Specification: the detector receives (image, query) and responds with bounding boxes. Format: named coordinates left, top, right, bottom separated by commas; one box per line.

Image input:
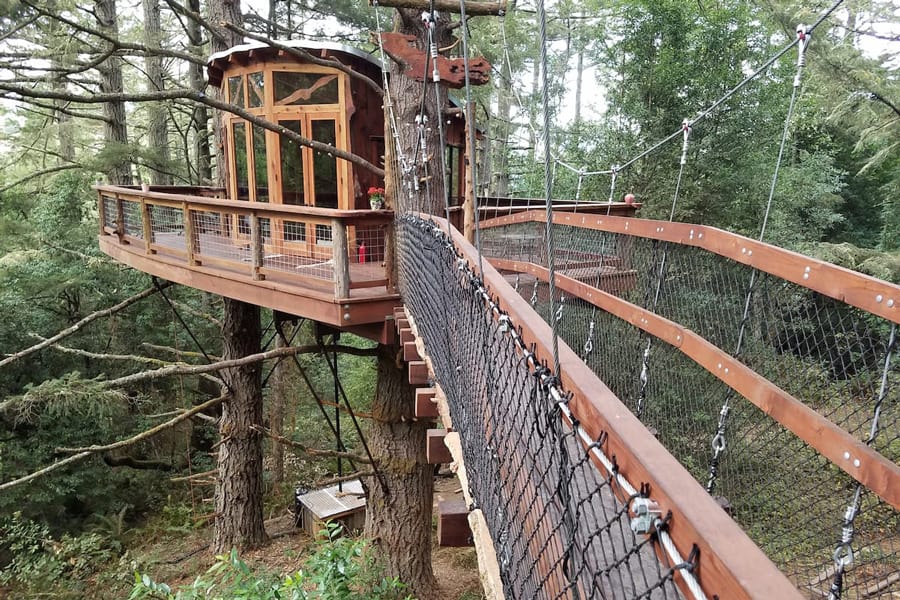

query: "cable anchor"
left=680, top=119, right=692, bottom=166
left=607, top=166, right=619, bottom=204
left=582, top=320, right=595, bottom=359
left=794, top=25, right=810, bottom=88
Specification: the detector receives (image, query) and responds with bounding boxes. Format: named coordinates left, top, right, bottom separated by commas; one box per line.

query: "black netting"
left=481, top=219, right=899, bottom=598
left=398, top=215, right=685, bottom=600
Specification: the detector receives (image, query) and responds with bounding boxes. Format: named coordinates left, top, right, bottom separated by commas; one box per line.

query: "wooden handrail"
left=422, top=214, right=802, bottom=600
left=480, top=211, right=900, bottom=325
left=491, top=257, right=900, bottom=512
left=95, top=184, right=393, bottom=225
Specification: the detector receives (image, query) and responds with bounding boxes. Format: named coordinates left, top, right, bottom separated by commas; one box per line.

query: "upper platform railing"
left=96, top=185, right=394, bottom=301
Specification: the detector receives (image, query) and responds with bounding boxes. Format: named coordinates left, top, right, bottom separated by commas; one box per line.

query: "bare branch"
left=0, top=165, right=85, bottom=194
left=0, top=283, right=173, bottom=370
left=0, top=396, right=223, bottom=493
left=0, top=84, right=385, bottom=177
left=315, top=470, right=374, bottom=487
left=219, top=21, right=384, bottom=98
left=253, top=425, right=374, bottom=464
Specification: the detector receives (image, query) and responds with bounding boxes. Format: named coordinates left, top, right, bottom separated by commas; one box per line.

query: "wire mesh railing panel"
left=479, top=217, right=899, bottom=598
left=398, top=215, right=684, bottom=600
left=101, top=195, right=116, bottom=229
left=190, top=209, right=245, bottom=264
left=149, top=204, right=185, bottom=252
left=122, top=200, right=143, bottom=239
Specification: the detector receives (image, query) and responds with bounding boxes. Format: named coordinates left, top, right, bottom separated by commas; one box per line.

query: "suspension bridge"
left=88, top=0, right=899, bottom=597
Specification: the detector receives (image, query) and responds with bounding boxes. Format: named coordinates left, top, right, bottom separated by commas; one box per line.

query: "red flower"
left=367, top=186, right=385, bottom=196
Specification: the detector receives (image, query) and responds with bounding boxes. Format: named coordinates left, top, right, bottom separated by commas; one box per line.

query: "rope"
left=705, top=24, right=812, bottom=493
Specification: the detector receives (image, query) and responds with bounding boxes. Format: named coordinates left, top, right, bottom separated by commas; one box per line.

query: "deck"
left=96, top=185, right=401, bottom=341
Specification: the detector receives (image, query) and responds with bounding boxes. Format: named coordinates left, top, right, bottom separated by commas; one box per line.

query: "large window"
left=223, top=65, right=349, bottom=252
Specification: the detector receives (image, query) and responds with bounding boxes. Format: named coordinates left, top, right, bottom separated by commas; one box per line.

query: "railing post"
left=250, top=213, right=264, bottom=281
left=384, top=221, right=397, bottom=292
left=97, top=191, right=106, bottom=236
left=115, top=194, right=125, bottom=243
left=332, top=219, right=350, bottom=299
left=141, top=198, right=154, bottom=254
left=183, top=202, right=199, bottom=266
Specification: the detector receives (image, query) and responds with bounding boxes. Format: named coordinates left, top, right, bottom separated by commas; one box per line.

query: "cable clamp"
left=497, top=314, right=511, bottom=333
left=630, top=496, right=662, bottom=535
left=421, top=10, right=436, bottom=27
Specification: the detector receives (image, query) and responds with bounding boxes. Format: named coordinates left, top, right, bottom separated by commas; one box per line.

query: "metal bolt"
left=888, top=299, right=895, bottom=307
left=853, top=459, right=860, bottom=468
left=876, top=295, right=883, bottom=303
left=843, top=451, right=851, bottom=460
left=344, top=313, right=351, bottom=320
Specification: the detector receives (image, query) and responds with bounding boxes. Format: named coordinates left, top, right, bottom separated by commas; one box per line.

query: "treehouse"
left=94, top=39, right=639, bottom=342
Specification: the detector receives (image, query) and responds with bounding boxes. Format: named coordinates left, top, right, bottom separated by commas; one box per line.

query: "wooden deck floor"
left=100, top=233, right=401, bottom=341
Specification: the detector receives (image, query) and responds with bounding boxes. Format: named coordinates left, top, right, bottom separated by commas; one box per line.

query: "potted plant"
left=368, top=186, right=385, bottom=210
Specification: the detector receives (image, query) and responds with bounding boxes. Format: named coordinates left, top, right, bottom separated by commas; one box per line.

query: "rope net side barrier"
left=398, top=214, right=686, bottom=600
left=479, top=215, right=899, bottom=599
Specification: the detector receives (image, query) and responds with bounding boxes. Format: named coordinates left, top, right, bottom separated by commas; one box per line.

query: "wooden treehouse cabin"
left=94, top=40, right=640, bottom=341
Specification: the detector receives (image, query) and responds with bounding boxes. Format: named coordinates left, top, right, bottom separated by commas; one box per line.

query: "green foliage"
left=0, top=512, right=120, bottom=593
left=129, top=524, right=411, bottom=600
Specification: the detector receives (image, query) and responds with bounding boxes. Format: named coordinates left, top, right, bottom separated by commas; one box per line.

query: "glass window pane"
left=232, top=122, right=249, bottom=201
left=315, top=223, right=332, bottom=245
left=311, top=120, right=338, bottom=209
left=248, top=71, right=264, bottom=108
left=284, top=220, right=306, bottom=242
left=274, top=72, right=339, bottom=105
left=252, top=125, right=268, bottom=202
left=279, top=120, right=305, bottom=205
left=228, top=75, right=244, bottom=108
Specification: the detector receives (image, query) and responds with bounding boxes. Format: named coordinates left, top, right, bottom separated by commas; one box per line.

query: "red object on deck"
left=624, top=193, right=635, bottom=205
left=358, top=242, right=367, bottom=264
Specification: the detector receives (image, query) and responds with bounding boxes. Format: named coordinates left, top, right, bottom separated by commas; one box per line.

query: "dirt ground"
left=124, top=473, right=484, bottom=600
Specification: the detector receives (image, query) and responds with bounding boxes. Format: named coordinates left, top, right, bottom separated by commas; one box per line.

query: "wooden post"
left=115, top=194, right=125, bottom=243
left=250, top=213, right=264, bottom=281
left=97, top=191, right=106, bottom=235
left=463, top=101, right=476, bottom=243
left=141, top=198, right=154, bottom=254
left=332, top=219, right=350, bottom=299
left=183, top=202, right=199, bottom=266
left=384, top=222, right=397, bottom=292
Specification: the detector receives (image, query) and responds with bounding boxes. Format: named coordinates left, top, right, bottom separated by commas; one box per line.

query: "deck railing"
left=96, top=185, right=394, bottom=299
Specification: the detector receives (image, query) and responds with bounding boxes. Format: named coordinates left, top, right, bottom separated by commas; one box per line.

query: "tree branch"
left=0, top=396, right=227, bottom=491
left=0, top=164, right=85, bottom=194
left=0, top=283, right=173, bottom=370
left=219, top=21, right=384, bottom=98
left=0, top=84, right=385, bottom=177
left=253, top=426, right=373, bottom=464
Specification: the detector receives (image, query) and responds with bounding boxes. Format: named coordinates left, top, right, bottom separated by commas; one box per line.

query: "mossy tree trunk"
left=213, top=298, right=268, bottom=552
left=364, top=344, right=437, bottom=598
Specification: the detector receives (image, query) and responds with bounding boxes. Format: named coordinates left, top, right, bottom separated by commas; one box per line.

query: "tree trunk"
left=269, top=322, right=291, bottom=484
left=364, top=344, right=437, bottom=598
left=387, top=9, right=451, bottom=216
left=142, top=0, right=172, bottom=185
left=213, top=298, right=268, bottom=552
left=95, top=0, right=132, bottom=185
left=188, top=0, right=211, bottom=184
left=207, top=0, right=243, bottom=188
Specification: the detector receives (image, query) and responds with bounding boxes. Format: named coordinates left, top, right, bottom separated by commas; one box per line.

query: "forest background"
left=0, top=0, right=897, bottom=597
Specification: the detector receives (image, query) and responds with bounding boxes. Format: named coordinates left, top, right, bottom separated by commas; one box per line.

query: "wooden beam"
left=438, top=499, right=473, bottom=547
left=332, top=219, right=351, bottom=298
left=408, top=360, right=429, bottom=385
left=427, top=429, right=452, bottom=464
left=403, top=340, right=421, bottom=362
left=415, top=388, right=439, bottom=419
left=369, top=0, right=507, bottom=16
left=379, top=33, right=491, bottom=89
left=399, top=328, right=415, bottom=344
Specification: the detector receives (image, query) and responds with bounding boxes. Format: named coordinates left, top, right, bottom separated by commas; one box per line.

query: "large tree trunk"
left=364, top=345, right=437, bottom=598
left=142, top=0, right=172, bottom=185
left=207, top=0, right=242, bottom=188
left=268, top=321, right=291, bottom=485
left=213, top=298, right=267, bottom=552
left=188, top=0, right=211, bottom=185
left=95, top=0, right=132, bottom=185
left=387, top=10, right=451, bottom=216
